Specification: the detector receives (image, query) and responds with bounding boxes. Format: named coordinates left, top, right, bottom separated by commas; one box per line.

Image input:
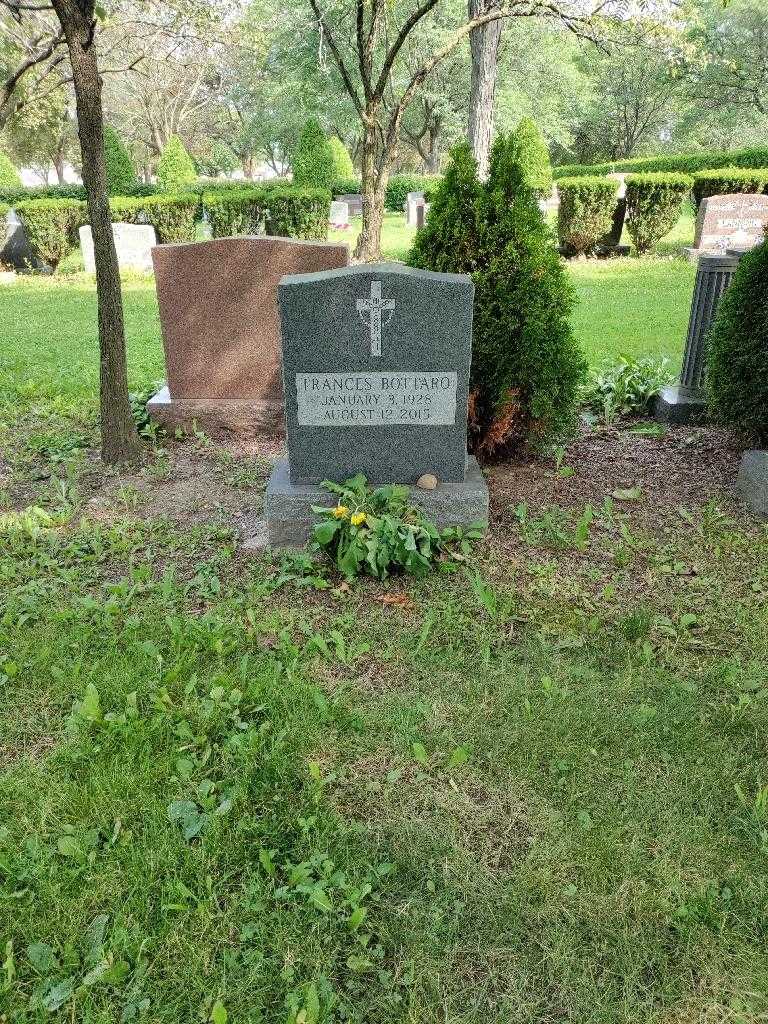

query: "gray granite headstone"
left=278, top=263, right=472, bottom=483
left=737, top=451, right=768, bottom=516
left=1, top=208, right=43, bottom=271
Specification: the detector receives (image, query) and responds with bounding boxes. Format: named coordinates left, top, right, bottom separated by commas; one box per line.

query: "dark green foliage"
left=264, top=187, right=330, bottom=240
left=511, top=117, right=553, bottom=196
left=0, top=150, right=21, bottom=188
left=625, top=173, right=692, bottom=253
left=14, top=199, right=86, bottom=270
left=292, top=119, right=335, bottom=191
left=553, top=144, right=768, bottom=179
left=708, top=241, right=768, bottom=444
left=408, top=135, right=585, bottom=454
left=0, top=183, right=87, bottom=204
left=692, top=168, right=768, bottom=209
left=407, top=142, right=481, bottom=273
left=201, top=189, right=265, bottom=237
left=557, top=177, right=619, bottom=256
left=110, top=195, right=198, bottom=244
left=384, top=174, right=441, bottom=212
left=103, top=127, right=137, bottom=196
left=156, top=135, right=197, bottom=191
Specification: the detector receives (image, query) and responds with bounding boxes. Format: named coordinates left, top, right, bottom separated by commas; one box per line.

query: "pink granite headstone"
left=148, top=235, right=349, bottom=435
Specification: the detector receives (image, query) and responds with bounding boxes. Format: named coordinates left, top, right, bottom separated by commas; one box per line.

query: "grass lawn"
left=0, top=210, right=696, bottom=404
left=3, top=202, right=766, bottom=1023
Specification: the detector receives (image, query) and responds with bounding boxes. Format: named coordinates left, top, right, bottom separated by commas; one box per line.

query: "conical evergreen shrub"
left=408, top=134, right=585, bottom=455
left=328, top=136, right=354, bottom=181
left=510, top=117, right=552, bottom=196
left=0, top=150, right=21, bottom=188
left=292, top=119, right=335, bottom=191
left=708, top=240, right=768, bottom=444
left=157, top=135, right=196, bottom=191
left=408, top=141, right=482, bottom=274
left=104, top=126, right=137, bottom=196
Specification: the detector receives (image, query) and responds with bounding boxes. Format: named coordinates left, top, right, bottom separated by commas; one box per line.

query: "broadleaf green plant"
left=311, top=474, right=485, bottom=579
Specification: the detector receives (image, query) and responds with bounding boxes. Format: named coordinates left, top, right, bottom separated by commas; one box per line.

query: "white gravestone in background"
left=405, top=191, right=425, bottom=227
left=329, top=201, right=350, bottom=229
left=79, top=222, right=156, bottom=274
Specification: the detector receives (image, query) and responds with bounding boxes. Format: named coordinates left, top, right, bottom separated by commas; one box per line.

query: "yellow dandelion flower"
left=332, top=505, right=350, bottom=519
left=350, top=512, right=367, bottom=527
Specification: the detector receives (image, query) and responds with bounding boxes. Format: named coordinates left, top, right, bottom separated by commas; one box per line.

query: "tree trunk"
left=467, top=0, right=502, bottom=180
left=52, top=0, right=139, bottom=465
left=53, top=153, right=66, bottom=184
left=354, top=114, right=389, bottom=262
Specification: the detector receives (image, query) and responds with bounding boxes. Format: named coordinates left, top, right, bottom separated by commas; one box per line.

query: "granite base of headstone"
left=147, top=235, right=349, bottom=436
left=736, top=451, right=768, bottom=517
left=655, top=251, right=742, bottom=424
left=264, top=262, right=489, bottom=548
left=80, top=223, right=157, bottom=274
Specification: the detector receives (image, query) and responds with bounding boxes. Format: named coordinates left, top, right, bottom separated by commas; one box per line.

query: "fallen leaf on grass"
left=612, top=486, right=643, bottom=501
left=375, top=593, right=415, bottom=609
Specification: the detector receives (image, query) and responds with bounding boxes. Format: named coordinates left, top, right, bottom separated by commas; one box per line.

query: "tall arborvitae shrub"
left=292, top=119, right=335, bottom=191
left=708, top=241, right=768, bottom=444
left=328, top=136, right=354, bottom=181
left=0, top=151, right=21, bottom=188
left=103, top=127, right=137, bottom=196
left=157, top=135, right=197, bottom=191
left=408, top=135, right=585, bottom=455
left=511, top=117, right=553, bottom=196
left=408, top=142, right=482, bottom=274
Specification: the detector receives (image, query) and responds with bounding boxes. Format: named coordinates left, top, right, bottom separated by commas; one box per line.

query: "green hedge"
left=692, top=168, right=768, bottom=209
left=264, top=187, right=330, bottom=240
left=553, top=144, right=768, bottom=180
left=201, top=189, right=265, bottom=237
left=556, top=176, right=618, bottom=256
left=625, top=172, right=692, bottom=253
left=15, top=199, right=86, bottom=270
left=332, top=177, right=361, bottom=196
left=385, top=174, right=441, bottom=212
left=110, top=194, right=198, bottom=243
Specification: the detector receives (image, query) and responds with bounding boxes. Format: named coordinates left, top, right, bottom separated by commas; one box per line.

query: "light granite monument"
left=147, top=235, right=349, bottom=435
left=687, top=194, right=768, bottom=259
left=329, top=200, right=350, bottom=229
left=264, top=263, right=489, bottom=546
left=79, top=222, right=156, bottom=274
left=405, top=191, right=426, bottom=226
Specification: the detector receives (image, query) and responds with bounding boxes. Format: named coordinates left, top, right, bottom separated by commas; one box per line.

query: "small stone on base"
left=654, top=385, right=708, bottom=425
left=736, top=450, right=768, bottom=517
left=147, top=385, right=284, bottom=437
left=417, top=473, right=438, bottom=490
left=264, top=456, right=489, bottom=549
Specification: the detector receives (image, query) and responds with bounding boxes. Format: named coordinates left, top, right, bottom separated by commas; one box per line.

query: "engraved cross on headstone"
left=356, top=280, right=395, bottom=357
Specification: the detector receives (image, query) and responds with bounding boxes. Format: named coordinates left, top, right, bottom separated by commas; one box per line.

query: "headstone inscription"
left=264, top=263, right=489, bottom=546
left=79, top=222, right=156, bottom=274
left=688, top=193, right=768, bottom=259
left=147, top=235, right=349, bottom=436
